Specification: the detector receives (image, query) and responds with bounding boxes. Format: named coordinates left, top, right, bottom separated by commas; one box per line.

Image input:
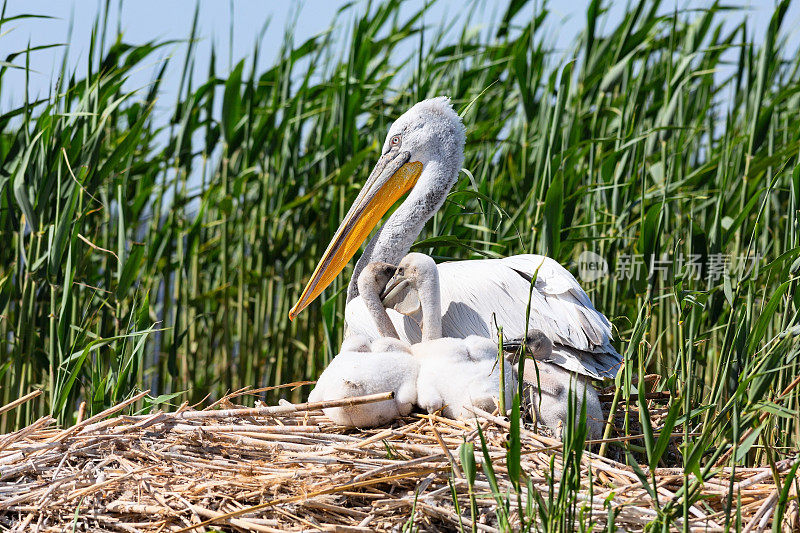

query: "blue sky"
left=1, top=1, right=798, bottom=114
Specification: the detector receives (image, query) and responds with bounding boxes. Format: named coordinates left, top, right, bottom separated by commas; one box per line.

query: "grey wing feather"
left=436, top=255, right=621, bottom=379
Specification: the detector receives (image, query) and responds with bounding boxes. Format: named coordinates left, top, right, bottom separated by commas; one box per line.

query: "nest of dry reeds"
left=0, top=388, right=797, bottom=532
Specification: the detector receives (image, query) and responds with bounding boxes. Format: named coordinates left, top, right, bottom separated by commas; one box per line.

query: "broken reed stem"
left=170, top=391, right=395, bottom=420
left=49, top=390, right=151, bottom=442
left=0, top=390, right=42, bottom=417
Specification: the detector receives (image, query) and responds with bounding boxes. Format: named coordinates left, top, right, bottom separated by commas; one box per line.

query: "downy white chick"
left=308, top=263, right=416, bottom=427
left=413, top=335, right=515, bottom=419
left=307, top=350, right=417, bottom=427
left=517, top=330, right=603, bottom=439
left=381, top=253, right=514, bottom=420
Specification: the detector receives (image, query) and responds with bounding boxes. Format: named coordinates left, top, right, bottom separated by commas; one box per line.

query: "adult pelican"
left=289, top=97, right=621, bottom=380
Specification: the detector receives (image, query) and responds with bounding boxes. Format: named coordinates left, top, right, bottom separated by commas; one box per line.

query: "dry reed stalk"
left=0, top=390, right=42, bottom=417
left=170, top=391, right=395, bottom=420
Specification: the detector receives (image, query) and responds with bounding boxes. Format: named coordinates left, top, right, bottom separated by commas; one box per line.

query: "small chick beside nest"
left=511, top=330, right=604, bottom=440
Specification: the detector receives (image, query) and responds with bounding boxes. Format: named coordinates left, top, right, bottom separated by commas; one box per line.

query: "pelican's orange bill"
left=289, top=159, right=423, bottom=320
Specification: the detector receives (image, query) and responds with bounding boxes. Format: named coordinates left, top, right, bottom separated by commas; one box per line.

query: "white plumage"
left=307, top=265, right=415, bottom=428
left=307, top=350, right=417, bottom=427
left=299, top=97, right=618, bottom=432
left=382, top=253, right=515, bottom=421
left=310, top=251, right=606, bottom=435
left=348, top=254, right=620, bottom=379
left=381, top=253, right=605, bottom=434
left=413, top=336, right=514, bottom=420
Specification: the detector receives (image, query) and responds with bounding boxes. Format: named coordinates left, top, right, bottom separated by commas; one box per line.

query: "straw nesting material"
left=0, top=389, right=796, bottom=532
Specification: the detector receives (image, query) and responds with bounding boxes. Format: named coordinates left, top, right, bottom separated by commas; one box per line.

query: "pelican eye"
left=390, top=134, right=401, bottom=147
left=397, top=267, right=405, bottom=276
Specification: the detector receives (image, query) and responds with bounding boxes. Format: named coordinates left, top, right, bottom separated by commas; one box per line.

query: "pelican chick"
left=356, top=262, right=401, bottom=340
left=381, top=253, right=515, bottom=420
left=517, top=330, right=603, bottom=439
left=307, top=351, right=417, bottom=427
left=413, top=335, right=515, bottom=419
left=350, top=262, right=412, bottom=353
left=308, top=263, right=417, bottom=428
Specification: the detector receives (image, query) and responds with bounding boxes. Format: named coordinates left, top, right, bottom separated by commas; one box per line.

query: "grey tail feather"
left=547, top=343, right=622, bottom=380
left=503, top=333, right=622, bottom=380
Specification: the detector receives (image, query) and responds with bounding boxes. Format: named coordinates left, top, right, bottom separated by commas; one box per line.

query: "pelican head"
left=357, top=261, right=397, bottom=298
left=382, top=252, right=438, bottom=310
left=383, top=252, right=443, bottom=341
left=289, top=97, right=465, bottom=319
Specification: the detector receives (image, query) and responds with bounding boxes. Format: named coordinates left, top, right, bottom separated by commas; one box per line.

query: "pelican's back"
left=436, top=255, right=620, bottom=379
